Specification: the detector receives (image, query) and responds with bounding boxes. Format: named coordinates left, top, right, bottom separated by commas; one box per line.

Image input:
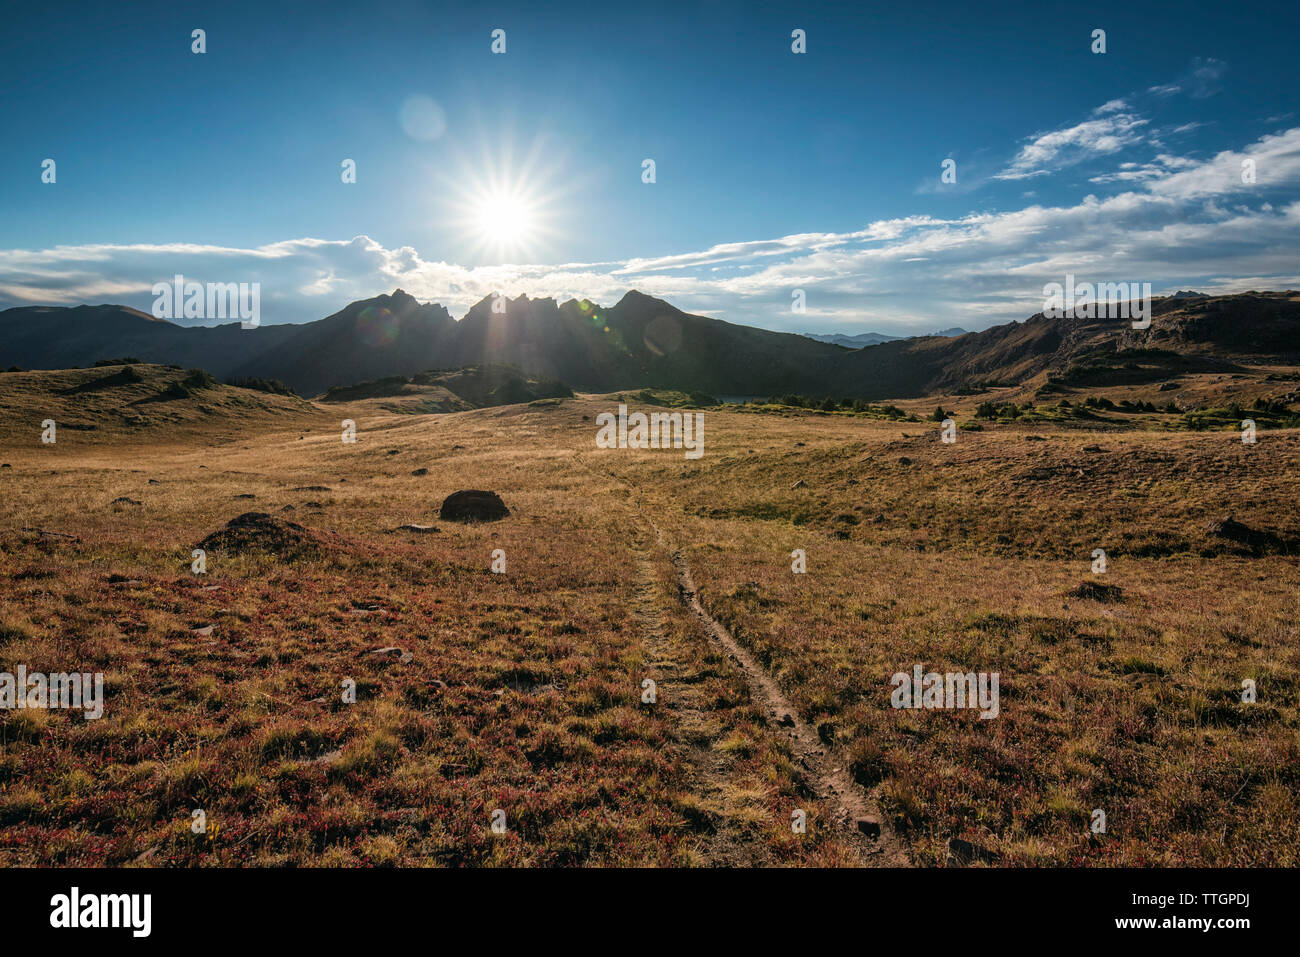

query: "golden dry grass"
left=1, top=368, right=1296, bottom=866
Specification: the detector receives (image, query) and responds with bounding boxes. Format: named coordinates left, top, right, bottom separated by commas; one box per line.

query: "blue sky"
left=2, top=0, right=1297, bottom=333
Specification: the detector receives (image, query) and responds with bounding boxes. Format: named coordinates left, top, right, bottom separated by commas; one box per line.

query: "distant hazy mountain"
left=3, top=290, right=1295, bottom=400
left=804, top=331, right=901, bottom=348
left=804, top=327, right=969, bottom=349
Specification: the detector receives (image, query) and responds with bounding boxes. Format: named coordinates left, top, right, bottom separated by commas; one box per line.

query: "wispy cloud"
left=995, top=107, right=1150, bottom=181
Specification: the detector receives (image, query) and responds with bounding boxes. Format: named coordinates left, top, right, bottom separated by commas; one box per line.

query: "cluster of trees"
left=225, top=375, right=297, bottom=396
left=770, top=395, right=909, bottom=418
left=1082, top=396, right=1169, bottom=413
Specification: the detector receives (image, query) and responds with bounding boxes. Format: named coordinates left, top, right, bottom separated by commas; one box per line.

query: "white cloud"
left=1, top=130, right=1297, bottom=336
left=996, top=111, right=1150, bottom=180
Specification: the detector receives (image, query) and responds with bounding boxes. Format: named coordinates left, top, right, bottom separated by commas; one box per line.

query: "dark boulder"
left=439, top=490, right=510, bottom=523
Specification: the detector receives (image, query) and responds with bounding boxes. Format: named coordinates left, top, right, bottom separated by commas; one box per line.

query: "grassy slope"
left=1, top=367, right=1297, bottom=866
left=0, top=380, right=859, bottom=866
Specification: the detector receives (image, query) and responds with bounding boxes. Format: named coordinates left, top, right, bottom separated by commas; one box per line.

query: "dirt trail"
left=650, top=513, right=909, bottom=866
left=589, top=458, right=908, bottom=866
left=628, top=521, right=782, bottom=864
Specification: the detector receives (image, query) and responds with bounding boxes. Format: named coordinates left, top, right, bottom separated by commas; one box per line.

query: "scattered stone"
left=281, top=504, right=295, bottom=512
left=411, top=468, right=429, bottom=476
left=386, top=449, right=400, bottom=455
left=110, top=496, right=143, bottom=506
left=191, top=625, right=214, bottom=637
left=292, top=485, right=332, bottom=492
left=132, top=847, right=159, bottom=865
left=439, top=489, right=510, bottom=523
left=147, top=478, right=160, bottom=484
left=1, top=464, right=10, bottom=469
left=1082, top=444, right=1105, bottom=453
left=947, top=837, right=1001, bottom=866
left=856, top=818, right=882, bottom=839
left=898, top=456, right=911, bottom=465
left=234, top=493, right=256, bottom=499
left=360, top=646, right=412, bottom=663
left=1206, top=515, right=1284, bottom=551
left=396, top=523, right=439, bottom=533
left=23, top=527, right=81, bottom=542
left=1069, top=580, right=1124, bottom=603
left=1025, top=435, right=1045, bottom=442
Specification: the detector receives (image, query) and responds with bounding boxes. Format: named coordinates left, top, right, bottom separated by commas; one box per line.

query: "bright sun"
left=437, top=133, right=581, bottom=263
left=476, top=192, right=535, bottom=246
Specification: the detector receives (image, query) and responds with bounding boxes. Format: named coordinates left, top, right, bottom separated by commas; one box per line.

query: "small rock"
left=191, top=625, right=214, bottom=637
left=411, top=468, right=429, bottom=476
left=110, top=496, right=143, bottom=506
left=856, top=818, right=882, bottom=839
left=778, top=713, right=796, bottom=727
left=396, top=524, right=439, bottom=533
left=1069, top=581, right=1124, bottom=603
left=360, top=646, right=412, bottom=663
left=947, top=837, right=1000, bottom=866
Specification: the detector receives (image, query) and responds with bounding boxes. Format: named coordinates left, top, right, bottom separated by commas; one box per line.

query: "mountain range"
left=2, top=289, right=1297, bottom=400
left=803, top=328, right=969, bottom=349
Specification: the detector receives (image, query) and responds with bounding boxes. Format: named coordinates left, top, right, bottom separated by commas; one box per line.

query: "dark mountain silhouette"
left=0, top=303, right=300, bottom=374
left=231, top=290, right=456, bottom=394
left=2, top=289, right=1297, bottom=400
left=829, top=291, right=1300, bottom=397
